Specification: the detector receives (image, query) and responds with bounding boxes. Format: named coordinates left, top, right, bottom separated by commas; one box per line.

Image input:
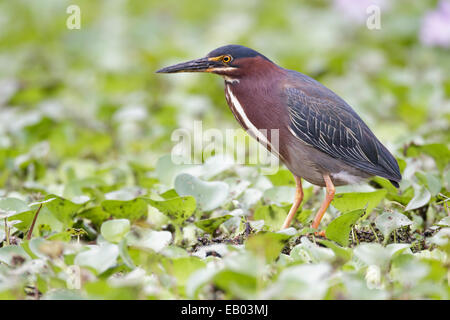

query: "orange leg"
left=281, top=176, right=303, bottom=229
left=311, top=174, right=335, bottom=233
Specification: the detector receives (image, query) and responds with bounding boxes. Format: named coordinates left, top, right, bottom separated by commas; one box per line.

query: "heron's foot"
left=314, top=230, right=326, bottom=237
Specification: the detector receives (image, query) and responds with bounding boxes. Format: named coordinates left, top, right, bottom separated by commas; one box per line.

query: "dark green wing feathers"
left=285, top=86, right=401, bottom=187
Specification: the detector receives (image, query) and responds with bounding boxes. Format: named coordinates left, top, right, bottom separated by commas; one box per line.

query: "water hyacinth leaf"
left=391, top=255, right=429, bottom=287
left=331, top=190, right=387, bottom=217
left=84, top=280, right=139, bottom=300
left=74, top=244, right=119, bottom=274
left=160, top=245, right=189, bottom=258
left=105, top=187, right=145, bottom=201
left=118, top=239, right=135, bottom=269
left=146, top=196, right=196, bottom=225
left=213, top=270, right=257, bottom=299
left=406, top=143, right=450, bottom=172
left=342, top=273, right=388, bottom=300
left=126, top=228, right=172, bottom=252
left=28, top=238, right=51, bottom=259
left=0, top=197, right=31, bottom=215
left=33, top=195, right=82, bottom=228
left=263, top=186, right=296, bottom=205
left=354, top=243, right=410, bottom=269
left=174, top=173, right=229, bottom=211
left=267, top=168, right=295, bottom=186
left=101, top=198, right=148, bottom=221
left=437, top=216, right=450, bottom=227
left=200, top=154, right=234, bottom=180
left=0, top=245, right=30, bottom=265
left=325, top=209, right=364, bottom=247
left=245, top=231, right=292, bottom=262
left=0, top=209, right=20, bottom=219
left=46, top=231, right=72, bottom=242
left=263, top=263, right=331, bottom=299
left=101, top=219, right=131, bottom=243
left=160, top=189, right=179, bottom=200
left=354, top=243, right=392, bottom=268
left=253, top=204, right=287, bottom=230
left=161, top=257, right=206, bottom=291
left=290, top=237, right=335, bottom=263
left=405, top=184, right=431, bottom=211
left=415, top=172, right=441, bottom=196
left=186, top=268, right=218, bottom=299
left=78, top=207, right=110, bottom=227
left=155, top=154, right=199, bottom=187
left=316, top=239, right=353, bottom=262
left=194, top=214, right=233, bottom=234
left=12, top=202, right=65, bottom=234
left=429, top=228, right=450, bottom=247
left=239, top=188, right=263, bottom=210
left=297, top=209, right=314, bottom=224
left=375, top=211, right=413, bottom=239
left=224, top=177, right=251, bottom=201
left=1, top=198, right=32, bottom=227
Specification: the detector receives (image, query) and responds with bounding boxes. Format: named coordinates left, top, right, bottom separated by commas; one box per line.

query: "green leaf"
left=331, top=190, right=387, bottom=217
left=194, top=215, right=233, bottom=234
left=213, top=270, right=257, bottom=299
left=13, top=196, right=79, bottom=234
left=101, top=198, right=148, bottom=221
left=0, top=197, right=30, bottom=215
left=265, top=263, right=331, bottom=299
left=101, top=219, right=130, bottom=243
left=415, top=172, right=442, bottom=196
left=78, top=207, right=110, bottom=227
left=0, top=245, right=30, bottom=265
left=354, top=243, right=410, bottom=269
left=375, top=211, right=413, bottom=239
left=290, top=237, right=335, bottom=263
left=186, top=268, right=218, bottom=299
left=245, top=231, right=292, bottom=262
left=325, top=209, right=364, bottom=246
left=263, top=186, right=296, bottom=205
left=316, top=239, right=353, bottom=262
left=126, top=228, right=172, bottom=252
left=74, top=244, right=119, bottom=274
left=253, top=204, right=287, bottom=230
left=406, top=143, right=450, bottom=172
left=174, top=173, right=229, bottom=211
left=161, top=257, right=206, bottom=293
left=267, top=169, right=295, bottom=186
left=35, top=195, right=82, bottom=228
left=155, top=154, right=197, bottom=187
left=405, top=184, right=431, bottom=211
left=146, top=196, right=196, bottom=225
left=437, top=216, right=450, bottom=227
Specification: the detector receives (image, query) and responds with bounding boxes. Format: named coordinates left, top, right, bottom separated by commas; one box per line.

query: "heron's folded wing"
left=285, top=87, right=401, bottom=183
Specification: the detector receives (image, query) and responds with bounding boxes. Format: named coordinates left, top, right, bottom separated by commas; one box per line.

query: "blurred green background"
left=0, top=0, right=448, bottom=175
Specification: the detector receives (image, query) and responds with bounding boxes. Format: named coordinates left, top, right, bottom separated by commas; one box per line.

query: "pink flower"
left=420, top=0, right=450, bottom=48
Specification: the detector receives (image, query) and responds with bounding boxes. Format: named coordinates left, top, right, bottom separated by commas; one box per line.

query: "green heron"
left=157, top=45, right=401, bottom=233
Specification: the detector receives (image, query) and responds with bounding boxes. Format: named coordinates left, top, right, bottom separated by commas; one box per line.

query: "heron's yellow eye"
left=222, top=55, right=232, bottom=63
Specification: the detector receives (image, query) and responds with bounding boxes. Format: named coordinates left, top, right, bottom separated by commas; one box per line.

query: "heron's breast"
left=224, top=84, right=282, bottom=158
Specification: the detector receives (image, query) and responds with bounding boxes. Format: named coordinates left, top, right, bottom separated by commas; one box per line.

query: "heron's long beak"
left=156, top=57, right=224, bottom=73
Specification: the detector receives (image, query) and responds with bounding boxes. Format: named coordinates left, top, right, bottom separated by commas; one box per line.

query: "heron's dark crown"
left=207, top=45, right=271, bottom=62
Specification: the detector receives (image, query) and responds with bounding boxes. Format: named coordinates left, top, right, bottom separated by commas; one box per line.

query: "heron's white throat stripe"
left=225, top=85, right=278, bottom=155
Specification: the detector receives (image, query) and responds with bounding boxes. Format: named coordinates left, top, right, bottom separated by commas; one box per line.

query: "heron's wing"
left=285, top=86, right=401, bottom=185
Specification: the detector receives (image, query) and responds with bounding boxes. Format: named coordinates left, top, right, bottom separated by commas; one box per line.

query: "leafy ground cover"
left=0, top=0, right=449, bottom=299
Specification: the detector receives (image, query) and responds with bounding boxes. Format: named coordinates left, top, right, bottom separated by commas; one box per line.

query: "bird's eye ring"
left=222, top=55, right=232, bottom=63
